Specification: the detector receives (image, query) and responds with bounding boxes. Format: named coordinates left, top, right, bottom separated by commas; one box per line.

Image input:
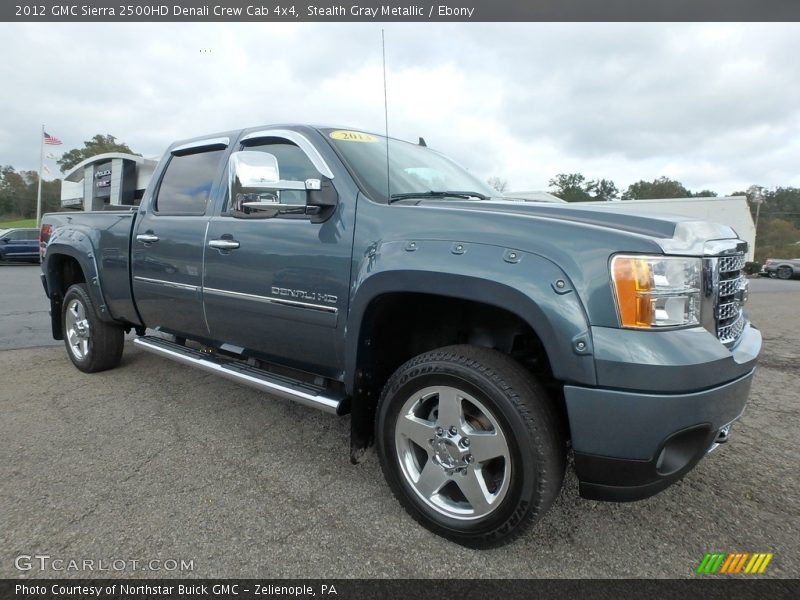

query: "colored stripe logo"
left=697, top=552, right=773, bottom=574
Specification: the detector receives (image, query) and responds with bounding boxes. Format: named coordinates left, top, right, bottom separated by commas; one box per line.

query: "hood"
left=413, top=199, right=739, bottom=255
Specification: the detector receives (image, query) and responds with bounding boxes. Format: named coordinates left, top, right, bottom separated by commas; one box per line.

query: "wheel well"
left=350, top=293, right=565, bottom=455
left=47, top=254, right=87, bottom=339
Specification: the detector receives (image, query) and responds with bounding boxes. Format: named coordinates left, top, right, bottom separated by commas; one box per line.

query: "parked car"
left=39, top=125, right=761, bottom=548
left=760, top=258, right=800, bottom=280
left=0, top=227, right=40, bottom=263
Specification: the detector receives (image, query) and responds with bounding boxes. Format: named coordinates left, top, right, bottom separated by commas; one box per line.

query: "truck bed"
left=42, top=209, right=140, bottom=326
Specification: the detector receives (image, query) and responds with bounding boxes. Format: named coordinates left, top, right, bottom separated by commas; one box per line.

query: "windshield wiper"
left=388, top=190, right=489, bottom=204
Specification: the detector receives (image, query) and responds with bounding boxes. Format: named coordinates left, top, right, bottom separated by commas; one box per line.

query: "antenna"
left=381, top=29, right=390, bottom=200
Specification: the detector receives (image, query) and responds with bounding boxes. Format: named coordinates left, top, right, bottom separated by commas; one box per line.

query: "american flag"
left=43, top=131, right=63, bottom=145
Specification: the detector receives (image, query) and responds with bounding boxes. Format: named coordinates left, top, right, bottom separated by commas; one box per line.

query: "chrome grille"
left=718, top=314, right=745, bottom=345
left=708, top=248, right=747, bottom=347
left=717, top=301, right=740, bottom=321
left=718, top=254, right=746, bottom=273
left=718, top=275, right=745, bottom=297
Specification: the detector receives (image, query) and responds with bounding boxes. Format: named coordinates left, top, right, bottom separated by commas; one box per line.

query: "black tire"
left=776, top=266, right=793, bottom=280
left=376, top=344, right=565, bottom=548
left=62, top=283, right=124, bottom=373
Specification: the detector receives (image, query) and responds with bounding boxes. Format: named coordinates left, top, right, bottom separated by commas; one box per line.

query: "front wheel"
left=376, top=345, right=565, bottom=548
left=62, top=283, right=124, bottom=373
left=776, top=266, right=793, bottom=280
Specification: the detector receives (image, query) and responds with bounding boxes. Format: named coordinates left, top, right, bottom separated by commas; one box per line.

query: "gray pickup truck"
left=760, top=257, right=800, bottom=280
left=40, top=125, right=761, bottom=547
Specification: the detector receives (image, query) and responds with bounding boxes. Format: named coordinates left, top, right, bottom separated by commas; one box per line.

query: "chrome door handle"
left=208, top=239, right=240, bottom=250
left=136, top=234, right=159, bottom=243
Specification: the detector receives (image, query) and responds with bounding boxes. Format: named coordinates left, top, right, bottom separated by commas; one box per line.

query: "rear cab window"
left=155, top=149, right=225, bottom=215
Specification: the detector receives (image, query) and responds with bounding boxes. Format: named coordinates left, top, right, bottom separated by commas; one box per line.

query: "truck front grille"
left=711, top=250, right=747, bottom=347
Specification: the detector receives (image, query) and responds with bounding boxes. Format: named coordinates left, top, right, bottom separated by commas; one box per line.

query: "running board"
left=133, top=336, right=343, bottom=415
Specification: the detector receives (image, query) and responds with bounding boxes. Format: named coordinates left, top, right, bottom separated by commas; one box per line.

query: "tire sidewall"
left=378, top=358, right=541, bottom=543
left=62, top=285, right=95, bottom=371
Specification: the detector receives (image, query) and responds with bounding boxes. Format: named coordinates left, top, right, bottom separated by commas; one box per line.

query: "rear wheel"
left=62, top=283, right=124, bottom=373
left=376, top=345, right=565, bottom=548
left=776, top=266, right=793, bottom=280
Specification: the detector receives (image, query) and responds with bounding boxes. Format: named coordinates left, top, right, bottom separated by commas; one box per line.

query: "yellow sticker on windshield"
left=330, top=130, right=379, bottom=143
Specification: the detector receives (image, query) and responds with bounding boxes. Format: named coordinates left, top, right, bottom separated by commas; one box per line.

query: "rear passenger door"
left=132, top=139, right=228, bottom=338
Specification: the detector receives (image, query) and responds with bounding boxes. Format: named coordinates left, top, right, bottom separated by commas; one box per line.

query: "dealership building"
left=60, top=153, right=158, bottom=210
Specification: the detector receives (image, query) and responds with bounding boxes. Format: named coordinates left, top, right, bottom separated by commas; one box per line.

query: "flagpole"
left=36, top=124, right=44, bottom=228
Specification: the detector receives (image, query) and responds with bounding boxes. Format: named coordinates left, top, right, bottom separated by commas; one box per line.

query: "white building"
left=61, top=153, right=158, bottom=211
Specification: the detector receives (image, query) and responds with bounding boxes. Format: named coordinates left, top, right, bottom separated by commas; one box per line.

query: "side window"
left=24, top=229, right=39, bottom=240
left=7, top=230, right=25, bottom=241
left=225, top=139, right=321, bottom=211
left=155, top=149, right=225, bottom=215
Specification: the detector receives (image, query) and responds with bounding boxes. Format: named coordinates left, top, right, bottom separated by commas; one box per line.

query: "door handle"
left=136, top=233, right=160, bottom=243
left=208, top=239, right=240, bottom=250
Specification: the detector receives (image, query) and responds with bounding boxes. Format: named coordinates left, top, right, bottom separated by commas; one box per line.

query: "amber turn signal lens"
left=611, top=256, right=654, bottom=328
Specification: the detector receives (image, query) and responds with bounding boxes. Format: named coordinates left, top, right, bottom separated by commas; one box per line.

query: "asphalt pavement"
left=0, top=263, right=797, bottom=578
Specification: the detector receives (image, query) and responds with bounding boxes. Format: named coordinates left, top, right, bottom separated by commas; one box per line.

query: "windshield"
left=322, top=128, right=495, bottom=203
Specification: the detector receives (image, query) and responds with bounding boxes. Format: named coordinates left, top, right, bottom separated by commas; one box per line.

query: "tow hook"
left=715, top=425, right=731, bottom=444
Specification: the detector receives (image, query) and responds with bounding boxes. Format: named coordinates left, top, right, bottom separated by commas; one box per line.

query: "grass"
left=0, top=218, right=37, bottom=228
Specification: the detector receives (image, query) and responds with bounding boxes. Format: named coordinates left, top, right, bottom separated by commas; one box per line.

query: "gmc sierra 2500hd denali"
left=40, top=125, right=761, bottom=547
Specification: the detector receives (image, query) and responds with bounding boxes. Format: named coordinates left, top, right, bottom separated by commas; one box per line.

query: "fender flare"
left=43, top=235, right=114, bottom=323
left=345, top=267, right=596, bottom=395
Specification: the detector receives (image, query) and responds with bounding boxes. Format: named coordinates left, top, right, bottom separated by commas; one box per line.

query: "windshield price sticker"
left=329, top=130, right=379, bottom=143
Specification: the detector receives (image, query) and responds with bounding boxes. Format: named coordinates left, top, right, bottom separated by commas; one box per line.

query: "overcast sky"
left=1, top=22, right=798, bottom=194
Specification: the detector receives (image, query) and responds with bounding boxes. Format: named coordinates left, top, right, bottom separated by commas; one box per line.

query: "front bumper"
left=565, top=323, right=761, bottom=502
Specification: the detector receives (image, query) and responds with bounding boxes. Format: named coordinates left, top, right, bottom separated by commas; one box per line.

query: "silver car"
left=760, top=257, right=800, bottom=280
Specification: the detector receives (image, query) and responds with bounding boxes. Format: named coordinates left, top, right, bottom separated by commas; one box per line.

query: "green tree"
left=622, top=176, right=691, bottom=200
left=0, top=166, right=62, bottom=219
left=57, top=134, right=139, bottom=172
left=549, top=173, right=593, bottom=202
left=755, top=217, right=800, bottom=263
left=692, top=189, right=718, bottom=198
left=0, top=166, right=32, bottom=217
left=587, top=178, right=619, bottom=202
left=732, top=186, right=800, bottom=229
left=762, top=187, right=800, bottom=229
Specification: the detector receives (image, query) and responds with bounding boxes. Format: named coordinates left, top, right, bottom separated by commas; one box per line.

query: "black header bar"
left=3, top=0, right=800, bottom=22
left=1, top=579, right=798, bottom=600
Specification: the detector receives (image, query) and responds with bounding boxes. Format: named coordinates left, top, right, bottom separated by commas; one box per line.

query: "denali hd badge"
left=271, top=287, right=337, bottom=304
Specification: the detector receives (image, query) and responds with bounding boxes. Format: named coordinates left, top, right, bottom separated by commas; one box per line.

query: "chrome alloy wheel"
left=394, top=385, right=511, bottom=520
left=65, top=298, right=91, bottom=360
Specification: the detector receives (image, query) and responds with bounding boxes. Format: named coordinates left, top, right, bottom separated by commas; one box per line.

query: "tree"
left=762, top=187, right=800, bottom=229
left=0, top=166, right=31, bottom=216
left=622, top=176, right=691, bottom=200
left=0, top=166, right=62, bottom=219
left=754, top=217, right=800, bottom=263
left=548, top=173, right=593, bottom=202
left=58, top=134, right=139, bottom=172
left=486, top=176, right=509, bottom=193
left=587, top=178, right=619, bottom=202
left=692, top=189, right=718, bottom=198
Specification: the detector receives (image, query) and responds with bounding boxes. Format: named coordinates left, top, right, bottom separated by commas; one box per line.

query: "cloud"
left=0, top=22, right=798, bottom=195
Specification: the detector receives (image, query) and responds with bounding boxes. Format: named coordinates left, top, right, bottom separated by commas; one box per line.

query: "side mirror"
left=228, top=150, right=338, bottom=221
left=0, top=237, right=9, bottom=244
left=229, top=151, right=311, bottom=219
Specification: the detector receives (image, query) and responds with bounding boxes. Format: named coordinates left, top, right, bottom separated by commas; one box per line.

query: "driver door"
left=202, top=132, right=353, bottom=378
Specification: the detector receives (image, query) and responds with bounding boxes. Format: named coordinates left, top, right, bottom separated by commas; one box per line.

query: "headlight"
left=611, top=255, right=702, bottom=328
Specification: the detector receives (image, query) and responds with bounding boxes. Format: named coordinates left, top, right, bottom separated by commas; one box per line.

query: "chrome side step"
left=133, top=336, right=343, bottom=414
